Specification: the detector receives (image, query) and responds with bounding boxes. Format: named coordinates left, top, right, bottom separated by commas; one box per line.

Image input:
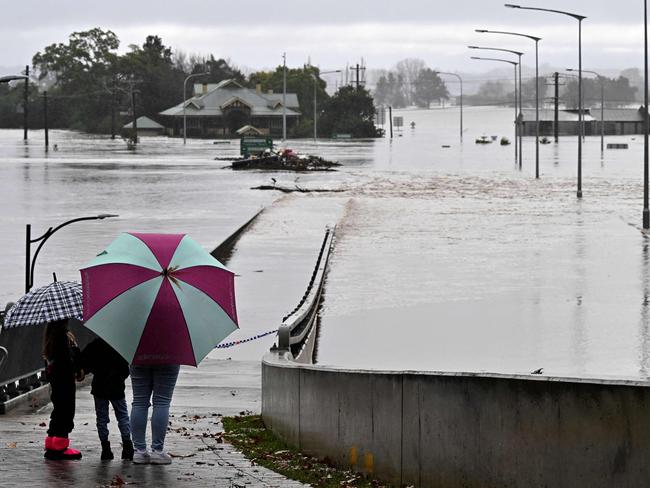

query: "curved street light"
left=469, top=46, right=523, bottom=168
left=505, top=3, right=586, bottom=196
left=0, top=75, right=28, bottom=83
left=183, top=71, right=210, bottom=145
left=436, top=72, right=464, bottom=142
left=1, top=74, right=30, bottom=141
left=26, top=214, right=119, bottom=293
left=476, top=29, right=541, bottom=178
left=567, top=68, right=604, bottom=153
left=470, top=56, right=519, bottom=158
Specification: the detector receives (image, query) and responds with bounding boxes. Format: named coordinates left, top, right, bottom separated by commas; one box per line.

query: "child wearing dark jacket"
left=42, top=319, right=83, bottom=460
left=81, top=338, right=134, bottom=460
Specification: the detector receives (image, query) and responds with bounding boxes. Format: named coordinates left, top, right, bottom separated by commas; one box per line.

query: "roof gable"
left=215, top=79, right=244, bottom=90
left=221, top=96, right=253, bottom=110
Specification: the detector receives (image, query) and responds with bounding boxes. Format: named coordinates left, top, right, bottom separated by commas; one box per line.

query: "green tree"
left=249, top=65, right=330, bottom=137
left=387, top=72, right=407, bottom=108
left=31, top=28, right=120, bottom=131
left=519, top=76, right=547, bottom=108
left=319, top=85, right=383, bottom=138
left=32, top=28, right=119, bottom=88
left=0, top=80, right=31, bottom=129
left=200, top=56, right=246, bottom=84
left=118, top=35, right=185, bottom=118
left=561, top=76, right=637, bottom=108
left=373, top=75, right=391, bottom=106
left=413, top=69, right=449, bottom=108
left=395, top=58, right=425, bottom=106
left=467, top=80, right=508, bottom=106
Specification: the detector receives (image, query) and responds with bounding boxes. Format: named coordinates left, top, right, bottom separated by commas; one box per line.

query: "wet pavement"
left=0, top=359, right=308, bottom=487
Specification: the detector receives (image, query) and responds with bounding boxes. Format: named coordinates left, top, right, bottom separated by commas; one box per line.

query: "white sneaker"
left=149, top=450, right=172, bottom=465
left=133, top=449, right=150, bottom=464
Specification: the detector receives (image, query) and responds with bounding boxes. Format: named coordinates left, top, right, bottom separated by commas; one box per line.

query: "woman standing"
left=129, top=364, right=180, bottom=464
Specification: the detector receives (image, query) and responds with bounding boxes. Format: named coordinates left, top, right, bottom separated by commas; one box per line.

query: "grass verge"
left=222, top=415, right=394, bottom=487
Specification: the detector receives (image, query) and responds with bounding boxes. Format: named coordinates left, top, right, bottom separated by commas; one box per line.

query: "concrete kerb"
left=262, top=351, right=650, bottom=488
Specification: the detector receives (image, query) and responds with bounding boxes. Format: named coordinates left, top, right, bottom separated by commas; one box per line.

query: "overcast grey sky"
left=0, top=0, right=646, bottom=74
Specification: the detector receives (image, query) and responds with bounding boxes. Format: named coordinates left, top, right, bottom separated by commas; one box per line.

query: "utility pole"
left=23, top=65, right=29, bottom=141
left=43, top=91, right=48, bottom=151
left=110, top=76, right=116, bottom=140
left=389, top=106, right=393, bottom=138
left=554, top=72, right=559, bottom=143
left=349, top=63, right=366, bottom=90
left=130, top=84, right=137, bottom=145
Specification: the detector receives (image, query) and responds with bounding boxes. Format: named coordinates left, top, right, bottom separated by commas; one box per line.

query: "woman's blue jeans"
left=130, top=364, right=180, bottom=452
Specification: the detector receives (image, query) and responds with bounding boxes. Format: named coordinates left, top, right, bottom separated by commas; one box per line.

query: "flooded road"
left=1, top=106, right=648, bottom=378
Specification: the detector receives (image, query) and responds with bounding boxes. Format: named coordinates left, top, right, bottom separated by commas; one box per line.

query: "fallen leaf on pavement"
left=169, top=452, right=196, bottom=458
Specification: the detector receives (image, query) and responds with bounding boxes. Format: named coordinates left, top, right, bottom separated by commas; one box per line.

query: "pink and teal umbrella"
left=80, top=232, right=238, bottom=366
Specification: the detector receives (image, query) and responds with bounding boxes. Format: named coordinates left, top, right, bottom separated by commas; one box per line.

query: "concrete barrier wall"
left=0, top=318, right=96, bottom=386
left=262, top=353, right=650, bottom=488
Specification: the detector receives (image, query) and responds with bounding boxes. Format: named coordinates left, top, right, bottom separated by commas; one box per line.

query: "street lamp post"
left=312, top=70, right=342, bottom=141
left=476, top=28, right=541, bottom=177
left=568, top=68, right=604, bottom=153
left=25, top=214, right=119, bottom=293
left=643, top=0, right=650, bottom=230
left=282, top=53, right=287, bottom=142
left=471, top=56, right=518, bottom=159
left=436, top=72, right=464, bottom=142
left=505, top=3, right=586, bottom=196
left=469, top=46, right=523, bottom=168
left=183, top=71, right=209, bottom=145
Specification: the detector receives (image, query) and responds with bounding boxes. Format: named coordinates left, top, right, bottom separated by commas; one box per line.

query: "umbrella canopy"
left=80, top=232, right=238, bottom=366
left=3, top=281, right=83, bottom=328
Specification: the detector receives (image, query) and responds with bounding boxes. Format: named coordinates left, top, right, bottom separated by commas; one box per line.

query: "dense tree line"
left=467, top=73, right=637, bottom=109
left=561, top=75, right=637, bottom=108
left=0, top=27, right=382, bottom=138
left=373, top=58, right=449, bottom=108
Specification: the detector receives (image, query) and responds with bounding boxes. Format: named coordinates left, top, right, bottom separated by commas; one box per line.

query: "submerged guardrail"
left=261, top=224, right=650, bottom=487
left=274, top=226, right=335, bottom=363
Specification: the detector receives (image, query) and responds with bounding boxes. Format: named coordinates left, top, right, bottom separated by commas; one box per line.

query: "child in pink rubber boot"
left=42, top=319, right=84, bottom=460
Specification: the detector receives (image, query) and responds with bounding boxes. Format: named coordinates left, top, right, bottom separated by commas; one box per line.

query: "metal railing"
left=275, top=226, right=336, bottom=362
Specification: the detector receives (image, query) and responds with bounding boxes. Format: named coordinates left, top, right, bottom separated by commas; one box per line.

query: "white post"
left=313, top=75, right=317, bottom=141
left=183, top=71, right=209, bottom=145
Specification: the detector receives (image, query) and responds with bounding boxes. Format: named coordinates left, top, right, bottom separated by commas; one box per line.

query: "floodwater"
left=1, top=106, right=649, bottom=379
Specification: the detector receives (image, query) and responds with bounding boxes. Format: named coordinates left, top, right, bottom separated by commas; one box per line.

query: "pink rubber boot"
left=44, top=436, right=82, bottom=460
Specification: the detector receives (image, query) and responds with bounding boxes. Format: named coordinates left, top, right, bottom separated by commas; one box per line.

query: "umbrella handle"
left=0, top=346, right=8, bottom=372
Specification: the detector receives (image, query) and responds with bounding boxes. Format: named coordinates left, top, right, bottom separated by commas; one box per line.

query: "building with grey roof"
left=122, top=116, right=165, bottom=136
left=520, top=107, right=647, bottom=136
left=159, top=79, right=301, bottom=138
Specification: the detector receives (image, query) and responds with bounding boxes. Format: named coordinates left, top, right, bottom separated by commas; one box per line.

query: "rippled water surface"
left=2, top=107, right=649, bottom=378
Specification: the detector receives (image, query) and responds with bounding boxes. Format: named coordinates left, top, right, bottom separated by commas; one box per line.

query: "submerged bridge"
left=262, top=228, right=650, bottom=488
